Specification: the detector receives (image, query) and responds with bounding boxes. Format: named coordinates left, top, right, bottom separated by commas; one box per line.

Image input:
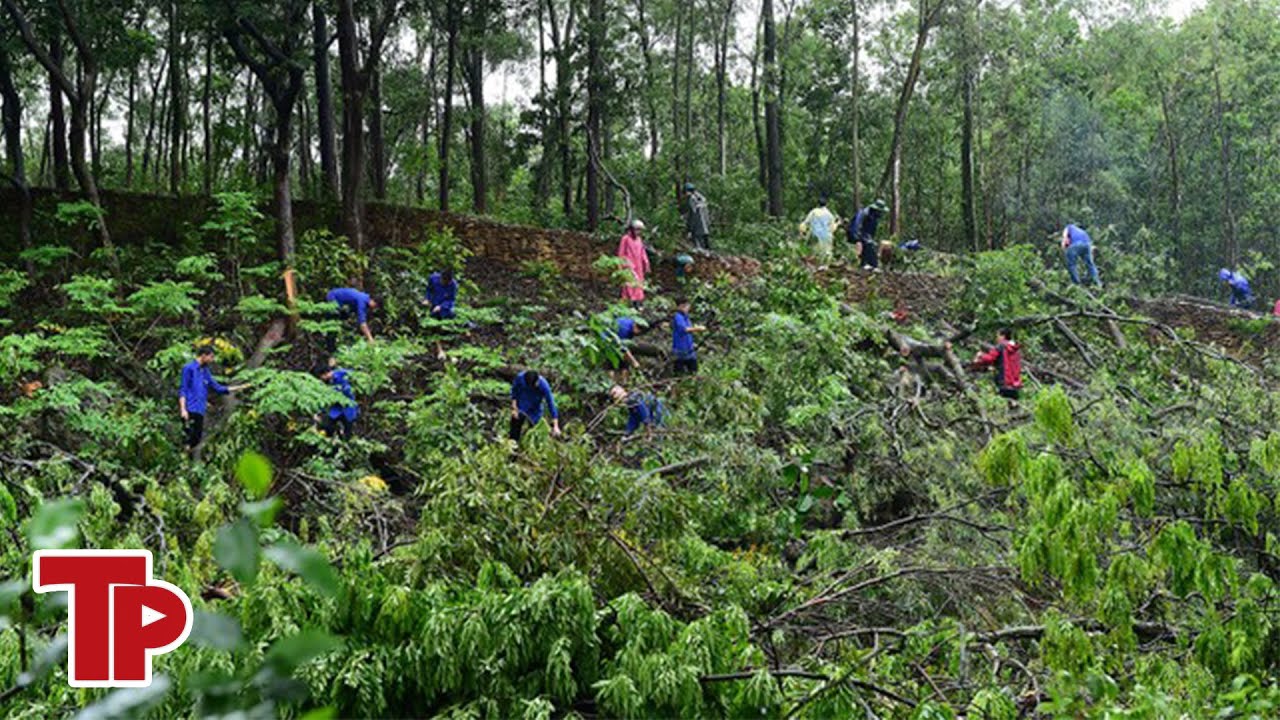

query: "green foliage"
left=955, top=245, right=1041, bottom=319
left=296, top=229, right=368, bottom=289
left=54, top=201, right=106, bottom=232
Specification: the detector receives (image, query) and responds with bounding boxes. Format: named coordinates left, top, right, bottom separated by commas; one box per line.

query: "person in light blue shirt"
left=1061, top=224, right=1101, bottom=286
left=799, top=197, right=839, bottom=261
left=178, top=345, right=235, bottom=455
left=1219, top=268, right=1255, bottom=309
left=509, top=370, right=561, bottom=441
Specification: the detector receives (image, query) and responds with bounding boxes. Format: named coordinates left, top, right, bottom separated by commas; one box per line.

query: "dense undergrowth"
left=4, top=197, right=1280, bottom=718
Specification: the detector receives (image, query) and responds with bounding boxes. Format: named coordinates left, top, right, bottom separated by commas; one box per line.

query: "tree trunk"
left=48, top=37, right=70, bottom=191
left=0, top=45, right=34, bottom=276
left=585, top=0, right=603, bottom=229
left=715, top=0, right=733, bottom=177
left=960, top=71, right=976, bottom=251
left=879, top=0, right=942, bottom=236
left=201, top=28, right=214, bottom=194
left=850, top=0, right=860, bottom=211
left=534, top=0, right=552, bottom=208
left=125, top=57, right=137, bottom=187
left=168, top=0, right=184, bottom=194
left=465, top=0, right=488, bottom=214
left=1211, top=58, right=1236, bottom=265
left=313, top=0, right=340, bottom=199
left=1158, top=81, right=1181, bottom=240
left=439, top=0, right=460, bottom=212
left=750, top=11, right=766, bottom=202
left=337, top=0, right=368, bottom=247
left=762, top=0, right=783, bottom=217
left=369, top=64, right=387, bottom=200
left=633, top=0, right=659, bottom=171
left=671, top=0, right=682, bottom=183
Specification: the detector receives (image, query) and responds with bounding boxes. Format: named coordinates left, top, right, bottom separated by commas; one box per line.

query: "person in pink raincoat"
left=617, top=219, right=651, bottom=307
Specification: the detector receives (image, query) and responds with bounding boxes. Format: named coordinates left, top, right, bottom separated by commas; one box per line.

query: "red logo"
left=33, top=550, right=193, bottom=688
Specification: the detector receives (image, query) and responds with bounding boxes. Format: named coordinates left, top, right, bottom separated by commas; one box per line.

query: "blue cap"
left=684, top=182, right=696, bottom=192
left=1219, top=268, right=1233, bottom=281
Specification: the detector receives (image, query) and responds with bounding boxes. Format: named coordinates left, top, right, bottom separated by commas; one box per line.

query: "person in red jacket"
left=971, top=327, right=1023, bottom=400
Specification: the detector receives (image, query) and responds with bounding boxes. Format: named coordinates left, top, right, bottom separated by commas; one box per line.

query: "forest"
left=5, top=0, right=1280, bottom=717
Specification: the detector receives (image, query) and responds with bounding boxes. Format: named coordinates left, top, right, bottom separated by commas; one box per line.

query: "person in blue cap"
left=314, top=360, right=358, bottom=440
left=1219, top=268, right=1255, bottom=309
left=1060, top=223, right=1101, bottom=286
left=326, top=287, right=378, bottom=343
left=848, top=199, right=888, bottom=270
left=509, top=369, right=562, bottom=441
left=610, top=384, right=666, bottom=436
left=422, top=269, right=458, bottom=320
left=178, top=345, right=243, bottom=456
left=682, top=183, right=711, bottom=251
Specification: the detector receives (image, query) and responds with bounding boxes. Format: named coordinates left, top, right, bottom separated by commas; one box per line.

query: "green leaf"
left=27, top=498, right=84, bottom=550
left=264, top=539, right=341, bottom=598
left=73, top=675, right=171, bottom=720
left=264, top=630, right=343, bottom=676
left=235, top=452, right=273, bottom=500
left=0, top=483, right=17, bottom=525
left=213, top=519, right=260, bottom=585
left=241, top=497, right=283, bottom=527
left=188, top=611, right=244, bottom=651
left=299, top=708, right=338, bottom=720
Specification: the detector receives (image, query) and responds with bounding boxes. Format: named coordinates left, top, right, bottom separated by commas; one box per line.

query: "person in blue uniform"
left=1219, top=268, right=1255, bottom=309
left=423, top=270, right=458, bottom=319
left=510, top=370, right=562, bottom=441
left=610, top=385, right=666, bottom=436
left=315, top=362, right=358, bottom=440
left=178, top=345, right=240, bottom=456
left=672, top=298, right=706, bottom=375
left=326, top=287, right=378, bottom=343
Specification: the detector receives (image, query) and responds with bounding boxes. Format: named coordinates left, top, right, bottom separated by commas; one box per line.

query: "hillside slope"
left=3, top=192, right=1280, bottom=718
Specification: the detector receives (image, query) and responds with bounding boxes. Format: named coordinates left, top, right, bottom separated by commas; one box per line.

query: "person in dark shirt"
left=326, top=287, right=379, bottom=343
left=671, top=298, right=706, bottom=375
left=509, top=370, right=562, bottom=442
left=178, top=345, right=242, bottom=456
left=848, top=199, right=888, bottom=270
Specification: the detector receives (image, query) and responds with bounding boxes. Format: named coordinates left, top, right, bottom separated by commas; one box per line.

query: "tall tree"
left=312, top=0, right=339, bottom=199
left=0, top=36, right=33, bottom=274
left=438, top=0, right=460, bottom=212
left=878, top=0, right=945, bottom=235
left=762, top=0, right=783, bottom=216
left=462, top=0, right=491, bottom=214
left=4, top=0, right=120, bottom=276
left=168, top=0, right=185, bottom=194
left=48, top=35, right=70, bottom=191
left=336, top=0, right=399, bottom=249
left=849, top=0, right=861, bottom=210
left=219, top=0, right=307, bottom=314
left=584, top=0, right=603, bottom=229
